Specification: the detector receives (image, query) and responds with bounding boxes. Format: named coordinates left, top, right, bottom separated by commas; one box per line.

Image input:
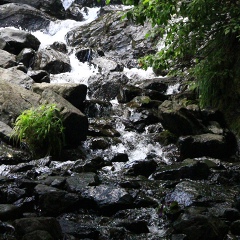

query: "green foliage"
left=11, top=104, right=65, bottom=158
left=123, top=0, right=240, bottom=109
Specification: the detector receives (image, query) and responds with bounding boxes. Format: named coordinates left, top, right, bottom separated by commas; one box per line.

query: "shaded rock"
left=88, top=137, right=111, bottom=150
left=33, top=82, right=87, bottom=109
left=16, top=48, right=35, bottom=68
left=0, top=0, right=65, bottom=19
left=40, top=89, right=88, bottom=146
left=34, top=184, right=79, bottom=216
left=222, top=208, right=240, bottom=222
left=111, top=153, right=129, bottom=163
left=0, top=204, right=22, bottom=221
left=0, top=67, right=34, bottom=89
left=230, top=220, right=240, bottom=235
left=116, top=219, right=149, bottom=234
left=153, top=130, right=177, bottom=146
left=83, top=99, right=112, bottom=118
left=158, top=100, right=206, bottom=136
left=124, top=159, right=157, bottom=178
left=117, top=85, right=143, bottom=103
left=81, top=186, right=134, bottom=215
left=92, top=57, right=124, bottom=73
left=0, top=121, right=13, bottom=144
left=49, top=41, right=67, bottom=53
left=151, top=159, right=210, bottom=181
left=0, top=79, right=40, bottom=126
left=59, top=218, right=100, bottom=239
left=65, top=173, right=100, bottom=193
left=0, top=27, right=40, bottom=54
left=0, top=49, right=16, bottom=68
left=88, top=72, right=129, bottom=101
left=178, top=132, right=237, bottom=159
left=65, top=3, right=84, bottom=21
left=173, top=213, right=228, bottom=240
left=88, top=121, right=120, bottom=137
left=71, top=157, right=107, bottom=173
left=28, top=70, right=50, bottom=83
left=75, top=48, right=96, bottom=62
left=33, top=48, right=71, bottom=74
left=127, top=96, right=162, bottom=109
left=13, top=217, right=62, bottom=239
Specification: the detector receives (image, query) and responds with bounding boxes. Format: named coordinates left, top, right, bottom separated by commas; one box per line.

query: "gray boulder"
left=178, top=132, right=237, bottom=159
left=33, top=48, right=71, bottom=74
left=16, top=48, right=35, bottom=68
left=0, top=0, right=65, bottom=19
left=158, top=100, right=206, bottom=136
left=88, top=72, right=129, bottom=101
left=0, top=79, right=40, bottom=126
left=32, top=82, right=87, bottom=109
left=0, top=27, right=41, bottom=55
left=0, top=67, right=34, bottom=89
left=13, top=217, right=63, bottom=239
left=0, top=49, right=16, bottom=68
left=40, top=89, right=88, bottom=146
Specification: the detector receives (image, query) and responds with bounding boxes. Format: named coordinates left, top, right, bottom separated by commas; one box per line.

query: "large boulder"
left=0, top=27, right=41, bottom=55
left=158, top=100, right=207, bottom=136
left=33, top=48, right=71, bottom=74
left=178, top=132, right=237, bottom=159
left=66, top=10, right=158, bottom=68
left=0, top=67, right=34, bottom=89
left=88, top=72, right=129, bottom=101
left=0, top=79, right=40, bottom=126
left=32, top=82, right=87, bottom=109
left=0, top=0, right=65, bottom=19
left=0, top=3, right=51, bottom=31
left=40, top=89, right=88, bottom=146
left=0, top=49, right=16, bottom=68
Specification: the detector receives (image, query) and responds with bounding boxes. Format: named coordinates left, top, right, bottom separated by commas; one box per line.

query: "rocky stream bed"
left=0, top=1, right=240, bottom=239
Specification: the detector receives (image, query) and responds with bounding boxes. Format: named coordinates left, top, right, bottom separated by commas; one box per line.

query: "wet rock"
left=158, top=100, right=206, bottom=136
left=13, top=217, right=62, bottom=239
left=40, top=89, right=88, bottom=146
left=33, top=48, right=71, bottom=74
left=140, top=78, right=169, bottom=93
left=0, top=79, right=40, bottom=126
left=81, top=186, right=134, bottom=215
left=153, top=130, right=177, bottom=146
left=59, top=218, right=100, bottom=239
left=0, top=27, right=40, bottom=55
left=65, top=3, right=84, bottom=21
left=28, top=70, right=50, bottom=83
left=151, top=159, right=210, bottom=181
left=83, top=99, right=112, bottom=118
left=178, top=132, right=237, bottom=159
left=65, top=173, right=100, bottom=193
left=49, top=41, right=67, bottom=53
left=116, top=219, right=149, bottom=234
left=88, top=121, right=120, bottom=137
left=123, top=108, right=159, bottom=132
left=92, top=57, right=124, bottom=73
left=33, top=82, right=87, bottom=109
left=0, top=67, right=34, bottom=89
left=111, top=153, right=129, bottom=163
left=222, top=208, right=240, bottom=222
left=0, top=49, right=16, bottom=68
left=71, top=157, right=107, bottom=173
left=16, top=48, right=35, bottom=68
left=230, top=220, right=240, bottom=235
left=0, top=204, right=22, bottom=221
left=34, top=184, right=79, bottom=216
left=173, top=212, right=228, bottom=240
left=0, top=121, right=13, bottom=144
left=75, top=48, right=96, bottom=62
left=88, top=72, right=129, bottom=101
left=117, top=85, right=143, bottom=103
left=124, top=159, right=157, bottom=178
left=89, top=137, right=111, bottom=150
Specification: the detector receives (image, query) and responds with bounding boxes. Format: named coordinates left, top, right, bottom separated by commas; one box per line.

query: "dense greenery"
left=122, top=0, right=240, bottom=112
left=11, top=104, right=65, bottom=158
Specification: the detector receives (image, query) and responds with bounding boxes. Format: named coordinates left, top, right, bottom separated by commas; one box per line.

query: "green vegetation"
left=121, top=0, right=240, bottom=132
left=11, top=104, right=65, bottom=158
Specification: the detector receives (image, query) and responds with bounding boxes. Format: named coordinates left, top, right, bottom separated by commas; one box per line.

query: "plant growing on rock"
left=11, top=104, right=65, bottom=158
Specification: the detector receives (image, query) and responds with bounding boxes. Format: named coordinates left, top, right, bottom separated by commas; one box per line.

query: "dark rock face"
left=178, top=132, right=237, bottom=159
left=0, top=28, right=41, bottom=55
left=0, top=0, right=65, bottom=19
left=33, top=48, right=71, bottom=74
left=0, top=3, right=52, bottom=31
